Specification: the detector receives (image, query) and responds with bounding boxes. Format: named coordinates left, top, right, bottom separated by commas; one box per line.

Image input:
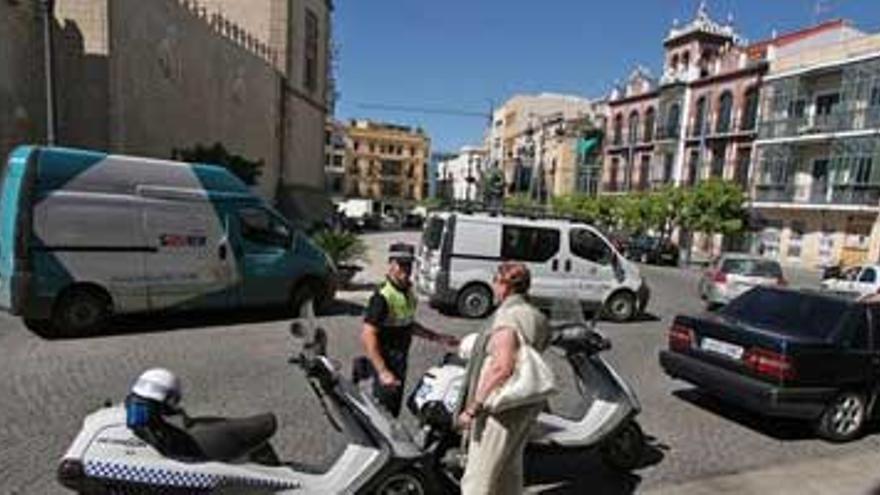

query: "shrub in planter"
left=312, top=230, right=368, bottom=286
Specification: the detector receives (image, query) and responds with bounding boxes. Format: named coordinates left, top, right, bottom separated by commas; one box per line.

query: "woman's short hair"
left=496, top=262, right=531, bottom=294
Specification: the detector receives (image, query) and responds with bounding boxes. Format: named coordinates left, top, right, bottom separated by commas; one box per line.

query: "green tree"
left=687, top=179, right=747, bottom=254
left=504, top=193, right=541, bottom=212
left=172, top=143, right=263, bottom=185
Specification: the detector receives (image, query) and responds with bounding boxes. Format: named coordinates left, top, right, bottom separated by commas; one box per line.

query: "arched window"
left=692, top=96, right=706, bottom=137
left=717, top=91, right=733, bottom=134
left=644, top=107, right=656, bottom=142
left=741, top=87, right=759, bottom=131
left=670, top=54, right=680, bottom=72
left=666, top=103, right=681, bottom=138
left=628, top=111, right=640, bottom=144
left=613, top=114, right=623, bottom=145
left=682, top=52, right=691, bottom=70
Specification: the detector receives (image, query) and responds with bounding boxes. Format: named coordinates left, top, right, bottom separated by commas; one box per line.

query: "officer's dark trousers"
left=371, top=348, right=408, bottom=417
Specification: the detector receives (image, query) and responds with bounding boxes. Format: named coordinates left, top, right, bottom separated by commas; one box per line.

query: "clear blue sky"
left=334, top=0, right=880, bottom=153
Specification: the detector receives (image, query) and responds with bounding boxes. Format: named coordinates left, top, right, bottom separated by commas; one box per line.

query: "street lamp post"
left=42, top=0, right=57, bottom=146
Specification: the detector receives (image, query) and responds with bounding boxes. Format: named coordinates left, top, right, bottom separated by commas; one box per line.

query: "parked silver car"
left=699, top=254, right=786, bottom=308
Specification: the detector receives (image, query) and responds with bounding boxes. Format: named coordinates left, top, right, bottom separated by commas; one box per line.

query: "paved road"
left=1, top=230, right=878, bottom=494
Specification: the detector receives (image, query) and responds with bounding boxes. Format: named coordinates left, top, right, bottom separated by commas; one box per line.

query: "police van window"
left=239, top=207, right=290, bottom=247
left=501, top=225, right=559, bottom=262
left=860, top=267, right=877, bottom=283
left=570, top=228, right=613, bottom=264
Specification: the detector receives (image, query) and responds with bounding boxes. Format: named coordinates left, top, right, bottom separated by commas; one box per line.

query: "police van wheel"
left=457, top=284, right=492, bottom=319
left=51, top=288, right=110, bottom=337
left=604, top=291, right=636, bottom=322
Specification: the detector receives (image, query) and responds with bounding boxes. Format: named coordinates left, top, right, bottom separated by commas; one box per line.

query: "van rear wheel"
left=456, top=284, right=493, bottom=319
left=51, top=288, right=110, bottom=337
left=604, top=291, right=636, bottom=322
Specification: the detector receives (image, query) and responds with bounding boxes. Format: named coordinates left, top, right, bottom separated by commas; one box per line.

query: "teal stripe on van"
left=0, top=146, right=35, bottom=310
left=34, top=146, right=107, bottom=194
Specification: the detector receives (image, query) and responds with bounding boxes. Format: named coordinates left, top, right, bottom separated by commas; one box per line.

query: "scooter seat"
left=183, top=413, right=278, bottom=463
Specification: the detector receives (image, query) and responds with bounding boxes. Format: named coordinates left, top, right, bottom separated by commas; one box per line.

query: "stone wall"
left=105, top=0, right=283, bottom=198
left=0, top=1, right=47, bottom=161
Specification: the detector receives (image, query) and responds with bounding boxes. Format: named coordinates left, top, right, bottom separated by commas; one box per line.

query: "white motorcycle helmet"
left=131, top=368, right=182, bottom=408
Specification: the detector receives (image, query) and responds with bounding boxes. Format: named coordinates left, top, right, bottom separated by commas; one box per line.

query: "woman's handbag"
left=484, top=328, right=556, bottom=413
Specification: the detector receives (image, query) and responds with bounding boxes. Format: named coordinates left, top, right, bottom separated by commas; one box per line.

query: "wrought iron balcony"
left=759, top=108, right=880, bottom=140
left=754, top=182, right=880, bottom=206
left=831, top=183, right=880, bottom=206
left=754, top=183, right=794, bottom=202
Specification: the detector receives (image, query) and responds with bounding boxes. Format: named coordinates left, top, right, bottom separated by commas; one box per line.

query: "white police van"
left=415, top=211, right=649, bottom=321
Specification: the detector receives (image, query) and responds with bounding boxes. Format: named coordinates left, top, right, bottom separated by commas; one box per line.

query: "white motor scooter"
left=407, top=297, right=646, bottom=474
left=57, top=302, right=446, bottom=495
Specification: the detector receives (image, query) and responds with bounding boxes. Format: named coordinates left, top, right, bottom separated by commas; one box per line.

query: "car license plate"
left=700, top=337, right=743, bottom=360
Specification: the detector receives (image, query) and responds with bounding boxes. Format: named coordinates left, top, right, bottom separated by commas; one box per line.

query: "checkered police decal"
left=85, top=460, right=301, bottom=491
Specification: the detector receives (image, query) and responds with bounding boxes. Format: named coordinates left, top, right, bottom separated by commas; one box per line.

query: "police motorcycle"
left=407, top=295, right=646, bottom=479
left=57, top=301, right=447, bottom=495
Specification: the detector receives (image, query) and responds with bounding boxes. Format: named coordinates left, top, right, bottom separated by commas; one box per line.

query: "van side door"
left=143, top=201, right=233, bottom=311
left=499, top=224, right=566, bottom=300
left=567, top=227, right=616, bottom=304
left=231, top=205, right=294, bottom=307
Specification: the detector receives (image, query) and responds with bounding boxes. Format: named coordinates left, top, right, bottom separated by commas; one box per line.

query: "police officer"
left=361, top=242, right=458, bottom=417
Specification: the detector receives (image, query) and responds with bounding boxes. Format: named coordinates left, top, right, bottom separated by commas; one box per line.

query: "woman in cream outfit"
left=457, top=262, right=552, bottom=495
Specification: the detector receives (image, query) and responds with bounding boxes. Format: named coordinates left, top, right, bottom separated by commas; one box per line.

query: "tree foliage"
left=172, top=143, right=263, bottom=185
left=549, top=180, right=746, bottom=242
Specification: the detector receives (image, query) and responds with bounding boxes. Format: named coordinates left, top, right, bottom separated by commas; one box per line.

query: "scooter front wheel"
left=600, top=419, right=645, bottom=472
left=375, top=469, right=429, bottom=495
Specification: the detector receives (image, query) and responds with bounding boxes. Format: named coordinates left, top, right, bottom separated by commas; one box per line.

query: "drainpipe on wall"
left=42, top=0, right=57, bottom=146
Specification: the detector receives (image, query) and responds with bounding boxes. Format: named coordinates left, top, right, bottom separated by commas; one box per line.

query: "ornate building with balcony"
left=602, top=4, right=855, bottom=198
left=752, top=33, right=880, bottom=267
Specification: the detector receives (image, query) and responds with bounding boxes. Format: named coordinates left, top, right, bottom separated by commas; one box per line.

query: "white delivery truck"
left=414, top=211, right=649, bottom=321
left=0, top=146, right=336, bottom=336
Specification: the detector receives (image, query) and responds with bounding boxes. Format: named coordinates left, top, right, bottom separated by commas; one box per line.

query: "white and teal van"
left=0, top=146, right=336, bottom=336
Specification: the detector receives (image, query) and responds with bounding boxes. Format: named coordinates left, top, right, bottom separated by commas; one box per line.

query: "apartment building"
left=485, top=93, right=598, bottom=197
left=752, top=34, right=880, bottom=267
left=436, top=146, right=487, bottom=202
left=344, top=120, right=430, bottom=204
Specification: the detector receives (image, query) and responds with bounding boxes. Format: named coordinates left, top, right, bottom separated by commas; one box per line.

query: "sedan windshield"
left=721, top=287, right=849, bottom=340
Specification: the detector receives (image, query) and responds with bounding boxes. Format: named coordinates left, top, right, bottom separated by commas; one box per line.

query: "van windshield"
left=422, top=217, right=445, bottom=250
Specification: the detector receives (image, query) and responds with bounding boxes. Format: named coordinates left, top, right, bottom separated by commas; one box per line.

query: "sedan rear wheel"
left=816, top=391, right=867, bottom=443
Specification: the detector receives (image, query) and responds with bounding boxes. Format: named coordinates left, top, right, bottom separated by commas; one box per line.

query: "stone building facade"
left=0, top=1, right=48, bottom=159
left=1, top=0, right=333, bottom=225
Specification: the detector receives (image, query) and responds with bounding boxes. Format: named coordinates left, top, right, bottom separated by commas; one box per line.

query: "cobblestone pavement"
left=1, top=230, right=879, bottom=494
